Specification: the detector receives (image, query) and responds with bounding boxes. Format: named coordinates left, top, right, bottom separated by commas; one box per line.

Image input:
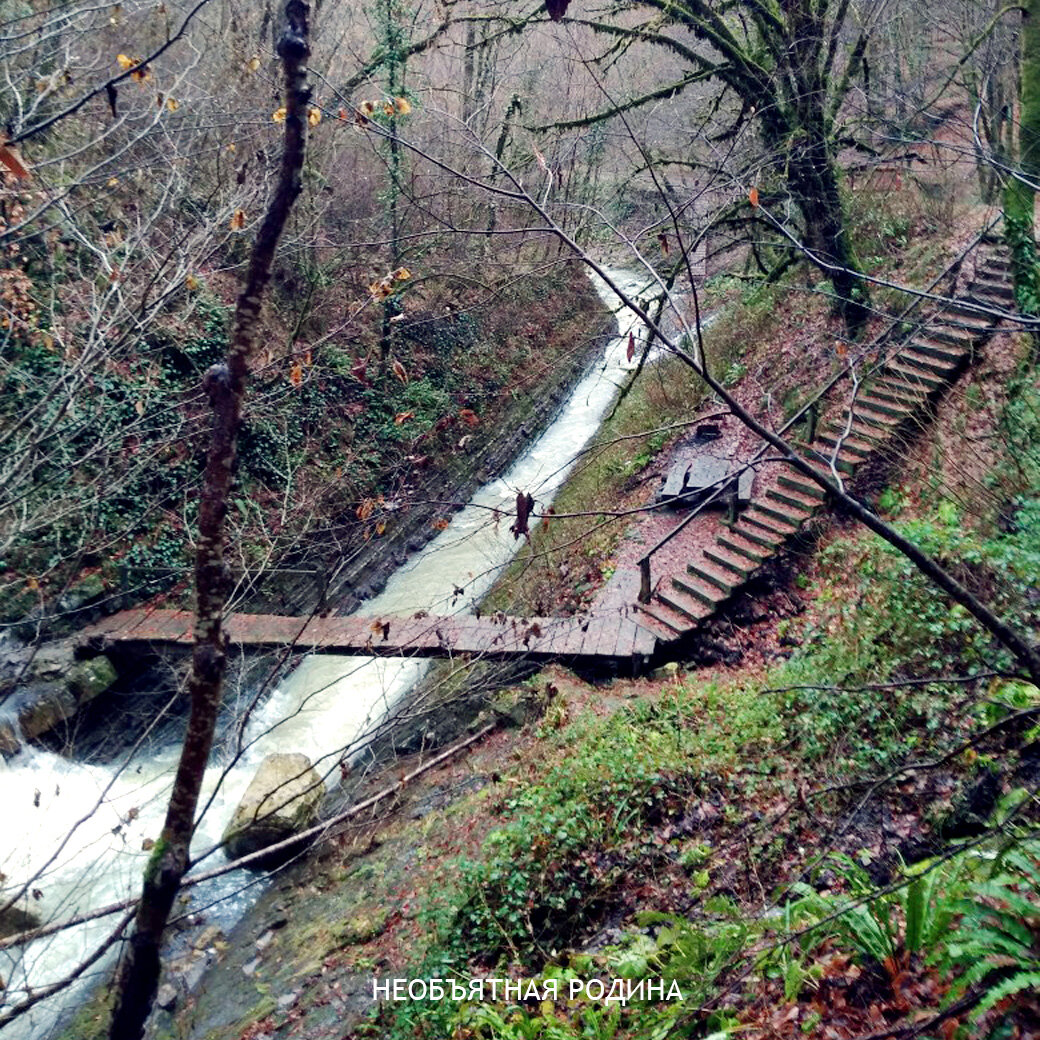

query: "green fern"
left=939, top=841, right=1040, bottom=1019
left=780, top=853, right=967, bottom=970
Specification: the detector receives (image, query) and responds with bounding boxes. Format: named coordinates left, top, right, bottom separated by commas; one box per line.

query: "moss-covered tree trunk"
left=1006, top=0, right=1040, bottom=321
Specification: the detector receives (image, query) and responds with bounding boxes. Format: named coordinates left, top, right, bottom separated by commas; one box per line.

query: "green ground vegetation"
left=0, top=255, right=607, bottom=623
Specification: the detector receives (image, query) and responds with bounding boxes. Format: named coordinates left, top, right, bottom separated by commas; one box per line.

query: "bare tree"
left=106, top=3, right=313, bottom=1036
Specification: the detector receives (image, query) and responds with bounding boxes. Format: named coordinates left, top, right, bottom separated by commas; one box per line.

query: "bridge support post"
left=804, top=402, right=818, bottom=444
left=638, top=558, right=651, bottom=604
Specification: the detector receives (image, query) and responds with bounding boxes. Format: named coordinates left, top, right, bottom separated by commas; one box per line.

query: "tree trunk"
left=784, top=128, right=869, bottom=333
left=106, top=5, right=312, bottom=1038
left=768, top=0, right=869, bottom=333
left=1006, top=0, right=1040, bottom=322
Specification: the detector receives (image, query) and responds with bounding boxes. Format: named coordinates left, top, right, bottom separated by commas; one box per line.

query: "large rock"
left=66, top=654, right=117, bottom=705
left=0, top=903, right=41, bottom=941
left=0, top=719, right=19, bottom=758
left=222, top=753, right=325, bottom=866
left=58, top=572, right=106, bottom=613
left=17, top=682, right=77, bottom=741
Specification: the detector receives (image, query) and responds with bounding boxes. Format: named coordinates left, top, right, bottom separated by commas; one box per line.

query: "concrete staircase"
left=635, top=249, right=1013, bottom=640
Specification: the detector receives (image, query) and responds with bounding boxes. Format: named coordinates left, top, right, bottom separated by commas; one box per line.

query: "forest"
left=0, top=0, right=1039, bottom=1038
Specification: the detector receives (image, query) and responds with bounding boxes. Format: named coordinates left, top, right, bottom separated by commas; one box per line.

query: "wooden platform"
left=82, top=606, right=658, bottom=666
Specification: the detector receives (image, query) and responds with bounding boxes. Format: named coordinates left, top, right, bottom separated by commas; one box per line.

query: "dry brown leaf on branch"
left=510, top=491, right=535, bottom=540
left=0, top=143, right=30, bottom=181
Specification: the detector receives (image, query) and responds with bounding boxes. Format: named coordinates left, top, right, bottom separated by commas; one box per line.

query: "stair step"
left=686, top=558, right=741, bottom=593
left=717, top=529, right=773, bottom=563
left=898, top=347, right=961, bottom=377
left=656, top=583, right=714, bottom=623
left=854, top=393, right=906, bottom=418
left=764, top=485, right=820, bottom=514
left=856, top=411, right=915, bottom=442
left=669, top=573, right=729, bottom=608
left=969, top=293, right=1010, bottom=312
left=885, top=360, right=945, bottom=391
left=732, top=518, right=787, bottom=548
left=704, top=542, right=758, bottom=577
left=972, top=276, right=1013, bottom=296
left=923, top=324, right=977, bottom=349
left=778, top=471, right=827, bottom=500
left=973, top=269, right=1012, bottom=287
left=909, top=336, right=968, bottom=363
left=871, top=378, right=931, bottom=407
left=850, top=403, right=901, bottom=429
left=823, top=418, right=884, bottom=446
left=978, top=266, right=1011, bottom=284
left=815, top=432, right=874, bottom=459
left=941, top=302, right=994, bottom=327
left=634, top=602, right=686, bottom=639
left=743, top=505, right=801, bottom=537
left=825, top=414, right=884, bottom=441
left=805, top=446, right=858, bottom=475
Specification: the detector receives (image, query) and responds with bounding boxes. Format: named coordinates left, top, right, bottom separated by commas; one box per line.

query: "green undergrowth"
left=783, top=505, right=1040, bottom=773
left=0, top=261, right=606, bottom=624
left=368, top=382, right=1040, bottom=1037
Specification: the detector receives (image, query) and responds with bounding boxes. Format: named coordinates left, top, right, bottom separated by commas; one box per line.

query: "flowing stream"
left=0, top=268, right=656, bottom=1037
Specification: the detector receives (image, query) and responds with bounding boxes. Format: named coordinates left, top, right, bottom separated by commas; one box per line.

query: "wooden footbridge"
left=83, top=607, right=657, bottom=668
left=82, top=246, right=1012, bottom=672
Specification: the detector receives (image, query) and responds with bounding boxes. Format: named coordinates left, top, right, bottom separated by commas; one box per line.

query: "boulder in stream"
left=17, top=682, right=77, bottom=741
left=0, top=902, right=41, bottom=941
left=66, top=654, right=117, bottom=704
left=0, top=719, right=19, bottom=758
left=222, top=753, right=325, bottom=867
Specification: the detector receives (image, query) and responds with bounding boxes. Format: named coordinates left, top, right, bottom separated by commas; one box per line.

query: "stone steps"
left=743, top=503, right=803, bottom=536
left=642, top=244, right=1009, bottom=649
left=850, top=401, right=904, bottom=430
left=758, top=490, right=817, bottom=521
left=869, top=378, right=931, bottom=409
left=777, top=470, right=828, bottom=500
left=806, top=445, right=858, bottom=475
left=717, top=528, right=773, bottom=564
left=731, top=516, right=789, bottom=549
left=814, top=431, right=874, bottom=460
left=906, top=336, right=967, bottom=363
left=658, top=581, right=718, bottom=619
left=633, top=600, right=688, bottom=639
left=686, top=557, right=742, bottom=593
left=704, top=542, right=758, bottom=578
left=899, top=347, right=962, bottom=378
left=885, top=360, right=946, bottom=392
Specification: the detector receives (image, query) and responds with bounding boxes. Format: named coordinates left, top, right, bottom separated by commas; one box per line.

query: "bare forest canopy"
left=0, top=0, right=1028, bottom=616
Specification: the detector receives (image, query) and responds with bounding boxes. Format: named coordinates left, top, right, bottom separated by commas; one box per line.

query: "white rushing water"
left=0, top=267, right=656, bottom=1037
